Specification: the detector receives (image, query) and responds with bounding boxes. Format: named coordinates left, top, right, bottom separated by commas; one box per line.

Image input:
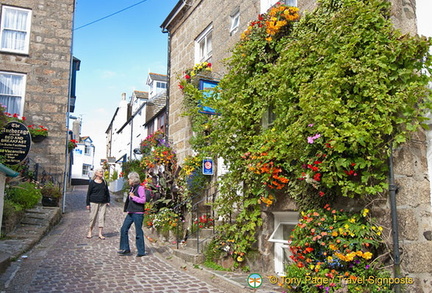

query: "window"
left=0, top=6, right=32, bottom=54
left=82, top=164, right=91, bottom=177
left=195, top=25, right=213, bottom=63
left=84, top=144, right=92, bottom=156
left=156, top=82, right=167, bottom=89
left=260, top=0, right=297, bottom=13
left=230, top=8, right=240, bottom=35
left=269, top=212, right=298, bottom=275
left=0, top=72, right=25, bottom=115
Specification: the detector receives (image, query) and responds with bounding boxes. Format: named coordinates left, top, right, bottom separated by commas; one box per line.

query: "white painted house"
left=105, top=73, right=168, bottom=188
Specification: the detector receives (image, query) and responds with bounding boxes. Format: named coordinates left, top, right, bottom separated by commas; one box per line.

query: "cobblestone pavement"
left=1, top=186, right=286, bottom=293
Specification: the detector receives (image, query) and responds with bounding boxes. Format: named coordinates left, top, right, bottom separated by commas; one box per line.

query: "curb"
left=0, top=205, right=62, bottom=274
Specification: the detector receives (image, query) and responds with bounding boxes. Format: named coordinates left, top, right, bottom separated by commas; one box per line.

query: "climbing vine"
left=181, top=0, right=432, bottom=266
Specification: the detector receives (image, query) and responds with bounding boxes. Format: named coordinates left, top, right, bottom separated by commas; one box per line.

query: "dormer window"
left=156, top=82, right=167, bottom=89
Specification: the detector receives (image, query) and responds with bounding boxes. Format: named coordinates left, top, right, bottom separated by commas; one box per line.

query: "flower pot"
left=31, top=135, right=47, bottom=143
left=42, top=196, right=59, bottom=207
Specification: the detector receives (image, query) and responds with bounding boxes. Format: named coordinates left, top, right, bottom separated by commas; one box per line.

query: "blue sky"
left=72, top=0, right=178, bottom=164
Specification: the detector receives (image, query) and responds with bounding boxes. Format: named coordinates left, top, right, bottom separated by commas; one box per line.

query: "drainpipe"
left=388, top=144, right=401, bottom=293
left=162, top=28, right=171, bottom=138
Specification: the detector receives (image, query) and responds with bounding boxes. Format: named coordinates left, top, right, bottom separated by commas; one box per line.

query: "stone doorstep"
left=184, top=237, right=212, bottom=251
left=172, top=246, right=205, bottom=264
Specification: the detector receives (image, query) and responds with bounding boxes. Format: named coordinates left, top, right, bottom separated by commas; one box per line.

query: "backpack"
left=145, top=188, right=152, bottom=203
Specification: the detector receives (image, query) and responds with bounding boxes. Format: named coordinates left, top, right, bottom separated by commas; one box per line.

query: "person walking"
left=86, top=168, right=110, bottom=239
left=118, top=171, right=147, bottom=257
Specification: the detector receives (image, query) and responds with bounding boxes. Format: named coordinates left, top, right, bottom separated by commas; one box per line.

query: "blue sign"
left=202, top=158, right=214, bottom=175
left=198, top=79, right=219, bottom=115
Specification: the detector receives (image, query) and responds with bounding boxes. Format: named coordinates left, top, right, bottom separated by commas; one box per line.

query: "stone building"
left=0, top=0, right=76, bottom=187
left=161, top=0, right=432, bottom=292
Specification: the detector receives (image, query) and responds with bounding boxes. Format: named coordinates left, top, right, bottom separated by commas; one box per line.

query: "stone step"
left=172, top=246, right=205, bottom=263
left=189, top=228, right=214, bottom=238
left=185, top=237, right=212, bottom=250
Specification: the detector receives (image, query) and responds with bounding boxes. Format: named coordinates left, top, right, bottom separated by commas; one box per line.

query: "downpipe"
left=389, top=145, right=401, bottom=293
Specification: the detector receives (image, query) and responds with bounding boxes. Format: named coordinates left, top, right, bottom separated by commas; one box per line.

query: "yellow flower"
left=348, top=218, right=356, bottom=223
left=363, top=252, right=373, bottom=260
left=329, top=244, right=338, bottom=250
left=361, top=208, right=369, bottom=217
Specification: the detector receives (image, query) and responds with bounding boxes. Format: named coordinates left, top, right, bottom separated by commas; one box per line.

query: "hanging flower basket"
left=68, top=139, right=78, bottom=152
left=31, top=134, right=47, bottom=143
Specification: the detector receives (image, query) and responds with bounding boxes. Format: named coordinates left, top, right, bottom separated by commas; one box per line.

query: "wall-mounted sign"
left=202, top=157, right=214, bottom=175
left=198, top=79, right=219, bottom=115
left=0, top=121, right=31, bottom=165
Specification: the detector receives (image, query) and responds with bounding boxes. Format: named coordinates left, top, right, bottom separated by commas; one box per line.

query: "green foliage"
left=110, top=169, right=118, bottom=181
left=284, top=206, right=392, bottom=292
left=180, top=0, right=432, bottom=266
left=40, top=182, right=62, bottom=198
left=6, top=182, right=42, bottom=209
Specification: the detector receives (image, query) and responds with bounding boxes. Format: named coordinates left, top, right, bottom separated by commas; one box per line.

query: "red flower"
left=184, top=74, right=191, bottom=79
left=207, top=63, right=212, bottom=67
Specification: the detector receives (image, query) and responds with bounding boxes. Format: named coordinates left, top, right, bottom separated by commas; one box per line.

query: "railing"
left=15, top=157, right=62, bottom=189
left=190, top=192, right=216, bottom=254
left=172, top=191, right=216, bottom=252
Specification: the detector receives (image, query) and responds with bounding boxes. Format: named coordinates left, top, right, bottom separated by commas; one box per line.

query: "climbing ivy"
left=181, top=0, right=432, bottom=261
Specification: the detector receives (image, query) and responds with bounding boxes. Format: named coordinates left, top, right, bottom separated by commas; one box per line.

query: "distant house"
left=71, top=134, right=95, bottom=185
left=105, top=73, right=168, bottom=177
left=0, top=0, right=77, bottom=187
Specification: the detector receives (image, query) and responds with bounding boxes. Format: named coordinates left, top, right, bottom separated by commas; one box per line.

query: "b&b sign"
left=0, top=122, right=31, bottom=165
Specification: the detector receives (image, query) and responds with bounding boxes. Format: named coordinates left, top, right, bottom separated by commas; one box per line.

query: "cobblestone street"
left=0, top=186, right=255, bottom=293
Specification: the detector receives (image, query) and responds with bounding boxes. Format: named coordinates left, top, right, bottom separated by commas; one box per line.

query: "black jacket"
left=86, top=180, right=110, bottom=206
left=123, top=185, right=145, bottom=213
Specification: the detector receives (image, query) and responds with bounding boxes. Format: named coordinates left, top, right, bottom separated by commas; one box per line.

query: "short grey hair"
left=92, top=167, right=104, bottom=180
left=127, top=171, right=141, bottom=185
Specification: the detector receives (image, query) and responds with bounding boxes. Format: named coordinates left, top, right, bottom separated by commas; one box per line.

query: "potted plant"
left=68, top=139, right=78, bottom=152
left=28, top=124, right=48, bottom=142
left=41, top=182, right=62, bottom=207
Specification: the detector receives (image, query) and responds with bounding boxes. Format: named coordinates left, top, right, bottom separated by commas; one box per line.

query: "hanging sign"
left=202, top=157, right=214, bottom=175
left=0, top=121, right=31, bottom=165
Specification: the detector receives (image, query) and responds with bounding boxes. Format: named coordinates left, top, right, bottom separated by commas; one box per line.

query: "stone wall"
left=0, top=0, right=75, bottom=184
left=166, top=0, right=260, bottom=164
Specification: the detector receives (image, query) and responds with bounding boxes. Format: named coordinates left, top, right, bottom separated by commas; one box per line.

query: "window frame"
left=0, top=5, right=32, bottom=54
left=260, top=0, right=297, bottom=13
left=195, top=25, right=213, bottom=63
left=0, top=71, right=26, bottom=116
left=230, top=9, right=240, bottom=35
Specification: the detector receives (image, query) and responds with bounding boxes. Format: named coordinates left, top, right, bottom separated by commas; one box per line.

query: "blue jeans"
left=119, top=213, right=145, bottom=255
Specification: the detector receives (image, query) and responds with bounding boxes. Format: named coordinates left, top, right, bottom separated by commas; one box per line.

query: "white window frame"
left=260, top=0, right=297, bottom=13
left=84, top=144, right=92, bottom=156
left=269, top=212, right=298, bottom=276
left=156, top=81, right=167, bottom=89
left=195, top=25, right=213, bottom=63
left=0, top=71, right=26, bottom=116
left=0, top=6, right=32, bottom=54
left=230, top=9, right=240, bottom=35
